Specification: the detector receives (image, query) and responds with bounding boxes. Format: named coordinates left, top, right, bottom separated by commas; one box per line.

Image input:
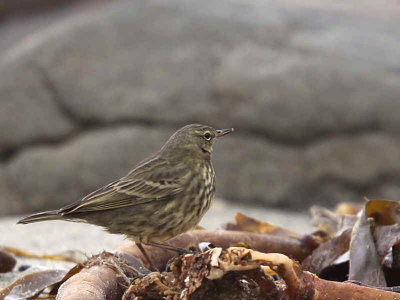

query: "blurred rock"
left=1, top=0, right=400, bottom=213
left=5, top=126, right=169, bottom=212
left=0, top=249, right=16, bottom=273
left=0, top=169, right=24, bottom=215
left=0, top=64, right=76, bottom=156
left=0, top=0, right=86, bottom=20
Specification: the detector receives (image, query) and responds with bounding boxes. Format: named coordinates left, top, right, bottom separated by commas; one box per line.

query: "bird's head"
left=161, top=124, right=234, bottom=160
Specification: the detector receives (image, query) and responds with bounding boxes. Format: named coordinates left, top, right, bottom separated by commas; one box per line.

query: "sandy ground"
left=0, top=199, right=311, bottom=289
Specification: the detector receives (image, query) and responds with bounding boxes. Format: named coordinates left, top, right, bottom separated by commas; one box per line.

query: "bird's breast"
left=192, top=161, right=215, bottom=217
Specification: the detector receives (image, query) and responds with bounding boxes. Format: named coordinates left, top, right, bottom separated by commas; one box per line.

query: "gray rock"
left=213, top=135, right=303, bottom=206
left=1, top=0, right=400, bottom=213
left=5, top=124, right=400, bottom=212
left=305, top=134, right=400, bottom=183
left=0, top=64, right=76, bottom=156
left=298, top=133, right=400, bottom=207
left=4, top=124, right=305, bottom=211
left=0, top=168, right=24, bottom=214
left=13, top=0, right=399, bottom=140
left=5, top=126, right=170, bottom=212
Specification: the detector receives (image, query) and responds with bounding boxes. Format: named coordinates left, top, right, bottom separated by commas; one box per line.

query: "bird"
left=18, top=124, right=233, bottom=268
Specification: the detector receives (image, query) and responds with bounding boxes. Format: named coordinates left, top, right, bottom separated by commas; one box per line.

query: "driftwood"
left=118, top=229, right=318, bottom=270
left=56, top=252, right=141, bottom=300
left=57, top=229, right=318, bottom=300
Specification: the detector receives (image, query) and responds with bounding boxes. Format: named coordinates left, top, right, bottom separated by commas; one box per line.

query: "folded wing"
left=59, top=158, right=189, bottom=214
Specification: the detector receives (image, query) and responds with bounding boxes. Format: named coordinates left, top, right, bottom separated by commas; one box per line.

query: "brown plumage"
left=18, top=124, right=233, bottom=245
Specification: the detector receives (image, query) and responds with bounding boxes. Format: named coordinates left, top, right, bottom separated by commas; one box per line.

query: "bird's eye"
left=204, top=132, right=212, bottom=140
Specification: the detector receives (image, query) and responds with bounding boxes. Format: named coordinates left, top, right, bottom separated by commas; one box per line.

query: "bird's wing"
left=60, top=158, right=189, bottom=214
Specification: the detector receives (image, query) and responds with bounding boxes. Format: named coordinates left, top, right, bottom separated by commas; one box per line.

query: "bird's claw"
left=176, top=247, right=197, bottom=255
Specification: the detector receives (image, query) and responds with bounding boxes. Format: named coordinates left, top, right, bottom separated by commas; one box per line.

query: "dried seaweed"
left=223, top=213, right=300, bottom=238
left=302, top=228, right=351, bottom=276
left=6, top=201, right=400, bottom=299
left=0, top=249, right=16, bottom=273
left=123, top=247, right=400, bottom=300
left=0, top=269, right=67, bottom=299
left=123, top=247, right=282, bottom=300
left=310, top=205, right=357, bottom=238
left=349, top=207, right=387, bottom=286
left=3, top=247, right=87, bottom=264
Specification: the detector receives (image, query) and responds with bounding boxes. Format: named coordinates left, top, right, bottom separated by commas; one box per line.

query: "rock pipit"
left=18, top=124, right=233, bottom=268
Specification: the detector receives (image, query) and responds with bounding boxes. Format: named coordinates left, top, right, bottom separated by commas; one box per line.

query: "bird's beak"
left=216, top=128, right=234, bottom=137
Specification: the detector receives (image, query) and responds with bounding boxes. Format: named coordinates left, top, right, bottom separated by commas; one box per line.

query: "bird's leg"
left=144, top=241, right=196, bottom=255
left=135, top=242, right=159, bottom=272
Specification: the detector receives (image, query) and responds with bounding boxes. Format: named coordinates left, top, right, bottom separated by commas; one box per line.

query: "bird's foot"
left=175, top=247, right=197, bottom=255
left=135, top=242, right=159, bottom=272
left=145, top=241, right=197, bottom=255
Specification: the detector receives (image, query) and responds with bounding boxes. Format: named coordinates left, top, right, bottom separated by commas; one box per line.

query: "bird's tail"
left=17, top=210, right=62, bottom=224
